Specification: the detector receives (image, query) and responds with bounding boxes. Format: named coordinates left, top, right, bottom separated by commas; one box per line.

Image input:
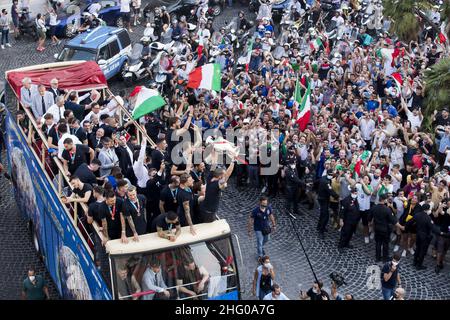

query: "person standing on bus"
left=159, top=176, right=181, bottom=215
left=124, top=185, right=147, bottom=236
left=20, top=77, right=38, bottom=109
left=62, top=175, right=94, bottom=205
left=87, top=185, right=106, bottom=269
left=199, top=162, right=236, bottom=223
left=98, top=137, right=120, bottom=177
left=31, top=84, right=54, bottom=119
left=21, top=268, right=50, bottom=300
left=177, top=173, right=197, bottom=236
left=100, top=190, right=128, bottom=243
left=61, top=137, right=95, bottom=175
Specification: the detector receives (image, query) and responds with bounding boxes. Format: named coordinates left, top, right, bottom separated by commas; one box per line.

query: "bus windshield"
left=111, top=236, right=238, bottom=300
left=57, top=47, right=97, bottom=62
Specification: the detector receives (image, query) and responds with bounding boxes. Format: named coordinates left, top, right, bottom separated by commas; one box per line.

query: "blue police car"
left=55, top=26, right=131, bottom=80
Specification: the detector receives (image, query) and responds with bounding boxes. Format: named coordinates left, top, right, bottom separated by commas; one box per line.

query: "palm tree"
left=382, top=0, right=433, bottom=42
left=423, top=57, right=450, bottom=129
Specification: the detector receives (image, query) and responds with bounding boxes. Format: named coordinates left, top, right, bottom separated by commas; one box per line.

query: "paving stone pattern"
left=1, top=5, right=450, bottom=300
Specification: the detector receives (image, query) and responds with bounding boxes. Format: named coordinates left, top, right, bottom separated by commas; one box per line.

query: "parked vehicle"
left=122, top=42, right=149, bottom=86
left=17, top=9, right=38, bottom=40
left=52, top=0, right=122, bottom=38
left=55, top=26, right=131, bottom=80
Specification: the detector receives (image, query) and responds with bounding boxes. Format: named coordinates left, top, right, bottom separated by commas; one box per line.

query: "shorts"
left=132, top=7, right=140, bottom=15
left=12, top=17, right=19, bottom=28
left=359, top=210, right=370, bottom=226
left=437, top=236, right=450, bottom=255
left=49, top=25, right=56, bottom=37
left=122, top=12, right=131, bottom=23
left=37, top=29, right=46, bottom=40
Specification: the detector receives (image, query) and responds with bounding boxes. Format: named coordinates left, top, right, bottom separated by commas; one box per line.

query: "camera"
left=329, top=272, right=346, bottom=287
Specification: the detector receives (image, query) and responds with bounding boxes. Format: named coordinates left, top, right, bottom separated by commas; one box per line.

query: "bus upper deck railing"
left=13, top=87, right=158, bottom=264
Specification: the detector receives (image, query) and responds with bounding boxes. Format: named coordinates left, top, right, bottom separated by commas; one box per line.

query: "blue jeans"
left=255, top=230, right=269, bottom=257
left=1, top=29, right=9, bottom=45
left=382, top=286, right=394, bottom=300
left=248, top=165, right=259, bottom=188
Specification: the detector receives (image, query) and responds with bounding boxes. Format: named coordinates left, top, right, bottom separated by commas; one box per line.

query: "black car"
left=143, top=0, right=222, bottom=22
left=144, top=0, right=198, bottom=22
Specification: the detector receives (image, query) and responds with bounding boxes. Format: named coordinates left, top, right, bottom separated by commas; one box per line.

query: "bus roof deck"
left=106, top=220, right=231, bottom=256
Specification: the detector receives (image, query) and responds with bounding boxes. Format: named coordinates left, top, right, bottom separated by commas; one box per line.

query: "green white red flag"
left=129, top=86, right=166, bottom=120
left=187, top=63, right=221, bottom=92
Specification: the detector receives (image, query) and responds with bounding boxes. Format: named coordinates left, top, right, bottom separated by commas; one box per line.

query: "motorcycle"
left=122, top=42, right=149, bottom=86
left=17, top=9, right=38, bottom=40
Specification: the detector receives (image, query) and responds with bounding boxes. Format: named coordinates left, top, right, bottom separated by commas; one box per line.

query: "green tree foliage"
left=424, top=57, right=450, bottom=128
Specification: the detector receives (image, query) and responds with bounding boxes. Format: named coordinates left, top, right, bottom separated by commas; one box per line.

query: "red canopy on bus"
left=6, top=61, right=108, bottom=98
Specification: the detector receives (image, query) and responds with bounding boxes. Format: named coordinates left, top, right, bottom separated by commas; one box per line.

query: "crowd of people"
left=12, top=0, right=450, bottom=301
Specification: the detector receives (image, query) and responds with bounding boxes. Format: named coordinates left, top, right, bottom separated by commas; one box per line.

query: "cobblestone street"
left=1, top=4, right=450, bottom=300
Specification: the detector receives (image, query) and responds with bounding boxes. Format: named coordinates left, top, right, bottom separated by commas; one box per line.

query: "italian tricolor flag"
left=350, top=150, right=372, bottom=177
left=294, top=79, right=311, bottom=131
left=187, top=63, right=221, bottom=92
left=391, top=72, right=402, bottom=96
left=310, top=38, right=323, bottom=52
left=129, top=86, right=166, bottom=120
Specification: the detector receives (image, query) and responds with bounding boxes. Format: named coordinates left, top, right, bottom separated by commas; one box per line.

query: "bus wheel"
left=28, top=221, right=42, bottom=259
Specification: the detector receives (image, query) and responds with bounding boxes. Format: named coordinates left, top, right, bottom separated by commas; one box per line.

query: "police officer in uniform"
left=406, top=204, right=449, bottom=270
left=284, top=156, right=305, bottom=216
left=338, top=187, right=360, bottom=249
left=317, top=169, right=339, bottom=237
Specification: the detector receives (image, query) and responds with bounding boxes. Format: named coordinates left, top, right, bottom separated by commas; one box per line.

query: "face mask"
left=330, top=75, right=336, bottom=80
left=290, top=164, right=296, bottom=169
left=29, top=276, right=35, bottom=282
left=312, top=288, right=319, bottom=294
left=374, top=175, right=379, bottom=179
left=327, top=175, right=333, bottom=180
left=392, top=261, right=399, bottom=267
left=351, top=194, right=358, bottom=199
left=264, top=263, right=272, bottom=269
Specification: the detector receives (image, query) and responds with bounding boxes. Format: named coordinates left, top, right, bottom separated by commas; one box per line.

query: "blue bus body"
left=4, top=112, right=112, bottom=300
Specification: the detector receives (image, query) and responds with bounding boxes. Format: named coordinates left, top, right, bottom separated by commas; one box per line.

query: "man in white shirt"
left=331, top=11, right=345, bottom=28
left=263, top=284, right=289, bottom=300
left=359, top=112, right=375, bottom=145
left=44, top=95, right=66, bottom=123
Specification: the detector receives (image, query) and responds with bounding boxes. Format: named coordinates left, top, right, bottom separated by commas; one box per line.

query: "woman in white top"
left=35, top=13, right=46, bottom=51
left=48, top=8, right=61, bottom=45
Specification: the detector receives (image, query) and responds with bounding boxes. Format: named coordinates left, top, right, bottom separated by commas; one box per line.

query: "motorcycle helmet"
left=161, top=5, right=166, bottom=11
left=141, top=36, right=150, bottom=45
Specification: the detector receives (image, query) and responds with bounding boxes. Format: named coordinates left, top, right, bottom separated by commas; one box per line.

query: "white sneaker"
left=6, top=43, right=11, bottom=47
left=393, top=245, right=400, bottom=252
left=364, top=236, right=370, bottom=244
left=261, top=186, right=267, bottom=194
left=409, top=248, right=415, bottom=255
left=401, top=250, right=407, bottom=257
left=1, top=45, right=4, bottom=49
left=391, top=234, right=397, bottom=242
left=369, top=232, right=375, bottom=240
